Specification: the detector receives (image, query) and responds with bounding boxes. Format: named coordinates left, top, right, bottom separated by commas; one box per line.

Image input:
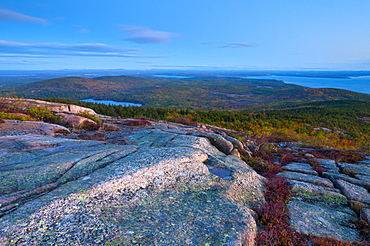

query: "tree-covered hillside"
left=3, top=75, right=370, bottom=110
left=45, top=98, right=370, bottom=153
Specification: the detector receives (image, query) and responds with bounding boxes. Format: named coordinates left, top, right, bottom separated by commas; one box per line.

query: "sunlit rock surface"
left=0, top=122, right=265, bottom=245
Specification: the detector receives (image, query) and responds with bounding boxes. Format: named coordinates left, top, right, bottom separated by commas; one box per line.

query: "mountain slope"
left=3, top=75, right=370, bottom=110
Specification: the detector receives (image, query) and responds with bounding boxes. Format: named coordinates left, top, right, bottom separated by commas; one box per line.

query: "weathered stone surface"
left=39, top=123, right=70, bottom=136
left=0, top=97, right=97, bottom=115
left=277, top=171, right=334, bottom=188
left=0, top=124, right=265, bottom=245
left=287, top=179, right=348, bottom=207
left=338, top=162, right=370, bottom=176
left=288, top=201, right=359, bottom=242
left=335, top=179, right=370, bottom=206
left=0, top=120, right=70, bottom=137
left=198, top=132, right=234, bottom=155
left=361, top=208, right=370, bottom=223
left=313, top=158, right=340, bottom=173
left=356, top=174, right=370, bottom=182
left=282, top=162, right=318, bottom=176
left=99, top=123, right=120, bottom=131
left=323, top=172, right=370, bottom=190
left=57, top=113, right=98, bottom=130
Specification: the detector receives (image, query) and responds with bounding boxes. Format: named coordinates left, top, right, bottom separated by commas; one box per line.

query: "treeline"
left=45, top=98, right=370, bottom=152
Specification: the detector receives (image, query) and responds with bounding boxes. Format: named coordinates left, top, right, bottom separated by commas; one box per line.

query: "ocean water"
left=81, top=99, right=142, bottom=107
left=243, top=75, right=370, bottom=95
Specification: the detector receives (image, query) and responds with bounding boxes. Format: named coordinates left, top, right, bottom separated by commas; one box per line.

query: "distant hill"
left=3, top=75, right=370, bottom=110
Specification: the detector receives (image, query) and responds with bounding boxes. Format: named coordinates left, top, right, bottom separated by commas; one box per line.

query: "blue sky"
left=1, top=0, right=370, bottom=70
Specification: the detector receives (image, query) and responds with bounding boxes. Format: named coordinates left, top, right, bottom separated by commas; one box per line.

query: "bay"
left=242, top=75, right=370, bottom=95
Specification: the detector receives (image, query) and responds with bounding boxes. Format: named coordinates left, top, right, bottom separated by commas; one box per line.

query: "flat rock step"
left=277, top=171, right=334, bottom=188
left=288, top=200, right=359, bottom=242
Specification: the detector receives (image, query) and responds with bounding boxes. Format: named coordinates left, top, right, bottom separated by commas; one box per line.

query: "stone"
left=338, top=162, right=370, bottom=176
left=287, top=179, right=348, bottom=207
left=57, top=113, right=99, bottom=130
left=282, top=162, right=318, bottom=176
left=360, top=208, right=370, bottom=223
left=277, top=171, right=334, bottom=188
left=78, top=132, right=107, bottom=141
left=99, top=123, right=120, bottom=131
left=0, top=97, right=97, bottom=115
left=323, top=172, right=370, bottom=190
left=356, top=174, right=370, bottom=182
left=198, top=132, right=234, bottom=155
left=39, top=123, right=70, bottom=136
left=335, top=179, right=370, bottom=206
left=313, top=158, right=340, bottom=173
left=288, top=201, right=360, bottom=242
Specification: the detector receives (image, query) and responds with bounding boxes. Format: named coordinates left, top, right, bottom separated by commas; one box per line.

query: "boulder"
left=198, top=132, right=234, bottom=155
left=39, top=123, right=70, bottom=136
left=99, top=123, right=120, bottom=131
left=57, top=113, right=99, bottom=130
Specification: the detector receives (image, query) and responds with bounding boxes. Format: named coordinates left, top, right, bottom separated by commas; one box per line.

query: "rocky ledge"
left=0, top=116, right=265, bottom=245
left=1, top=99, right=369, bottom=245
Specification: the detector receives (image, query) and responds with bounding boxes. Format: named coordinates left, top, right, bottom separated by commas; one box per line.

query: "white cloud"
left=119, top=25, right=180, bottom=44
left=202, top=41, right=253, bottom=48
left=0, top=40, right=145, bottom=58
left=0, top=8, right=50, bottom=25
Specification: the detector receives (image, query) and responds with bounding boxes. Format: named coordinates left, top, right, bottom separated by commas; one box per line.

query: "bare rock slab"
left=335, top=179, right=370, bottom=206
left=338, top=162, right=370, bottom=176
left=282, top=162, right=318, bottom=176
left=288, top=200, right=360, bottom=242
left=313, top=158, right=340, bottom=173
left=277, top=171, right=334, bottom=188
left=287, top=179, right=348, bottom=207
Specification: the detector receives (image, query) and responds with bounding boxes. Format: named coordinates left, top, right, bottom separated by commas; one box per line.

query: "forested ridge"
left=3, top=75, right=370, bottom=110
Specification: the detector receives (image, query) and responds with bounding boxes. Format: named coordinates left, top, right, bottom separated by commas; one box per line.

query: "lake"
left=81, top=99, right=142, bottom=107
left=242, top=75, right=370, bottom=95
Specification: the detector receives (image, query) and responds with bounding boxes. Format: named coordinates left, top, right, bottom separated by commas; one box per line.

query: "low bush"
left=27, top=106, right=62, bottom=124
left=76, top=111, right=102, bottom=124
left=0, top=112, right=35, bottom=121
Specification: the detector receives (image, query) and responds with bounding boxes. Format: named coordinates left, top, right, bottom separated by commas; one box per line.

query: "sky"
left=1, top=0, right=370, bottom=71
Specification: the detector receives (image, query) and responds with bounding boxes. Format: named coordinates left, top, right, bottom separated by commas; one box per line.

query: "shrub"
left=0, top=112, right=35, bottom=121
left=311, top=237, right=354, bottom=246
left=169, top=116, right=198, bottom=126
left=309, top=149, right=365, bottom=163
left=28, top=106, right=61, bottom=123
left=76, top=111, right=102, bottom=124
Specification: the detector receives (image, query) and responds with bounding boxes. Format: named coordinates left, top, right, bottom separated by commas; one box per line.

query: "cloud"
left=0, top=8, right=50, bottom=25
left=202, top=41, right=253, bottom=48
left=0, top=40, right=148, bottom=58
left=119, top=25, right=179, bottom=44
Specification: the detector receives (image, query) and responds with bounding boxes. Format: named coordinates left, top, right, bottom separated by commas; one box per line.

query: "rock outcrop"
left=0, top=118, right=265, bottom=245
left=276, top=150, right=370, bottom=242
left=0, top=97, right=96, bottom=115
